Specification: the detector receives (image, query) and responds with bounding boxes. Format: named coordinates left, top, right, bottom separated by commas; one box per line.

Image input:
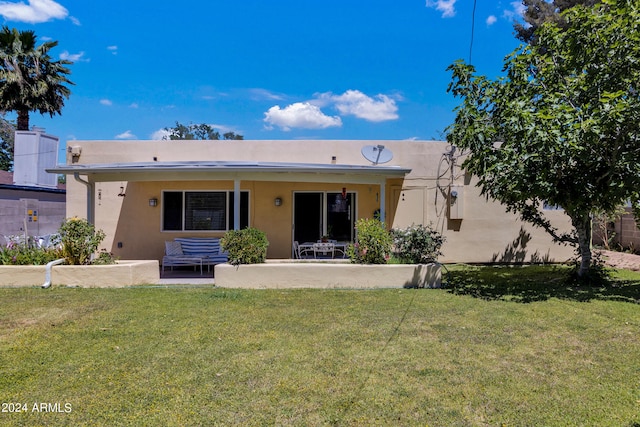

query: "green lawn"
left=1, top=265, right=639, bottom=426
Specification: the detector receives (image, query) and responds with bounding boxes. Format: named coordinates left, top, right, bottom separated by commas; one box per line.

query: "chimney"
left=13, top=127, right=59, bottom=188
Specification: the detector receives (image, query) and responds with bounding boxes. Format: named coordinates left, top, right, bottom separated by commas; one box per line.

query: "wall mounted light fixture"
left=274, top=197, right=282, bottom=206
left=149, top=198, right=158, bottom=207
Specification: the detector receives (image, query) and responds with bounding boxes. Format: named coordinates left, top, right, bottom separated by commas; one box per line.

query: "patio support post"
left=379, top=179, right=386, bottom=223
left=233, top=178, right=240, bottom=230
left=74, top=172, right=95, bottom=224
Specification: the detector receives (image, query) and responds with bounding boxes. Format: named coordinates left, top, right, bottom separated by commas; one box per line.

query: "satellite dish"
left=361, top=144, right=393, bottom=165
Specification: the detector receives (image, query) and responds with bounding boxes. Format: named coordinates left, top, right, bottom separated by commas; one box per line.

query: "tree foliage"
left=0, top=26, right=73, bottom=131
left=447, top=0, right=640, bottom=278
left=162, top=122, right=243, bottom=140
left=514, top=0, right=601, bottom=44
left=0, top=114, right=15, bottom=170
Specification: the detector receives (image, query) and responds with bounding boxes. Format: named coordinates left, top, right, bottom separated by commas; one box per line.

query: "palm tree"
left=0, top=26, right=73, bottom=131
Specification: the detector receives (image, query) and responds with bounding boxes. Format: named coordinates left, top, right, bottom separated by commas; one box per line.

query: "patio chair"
left=293, top=241, right=313, bottom=259
left=313, top=242, right=335, bottom=259
left=333, top=243, right=347, bottom=258
left=293, top=241, right=300, bottom=259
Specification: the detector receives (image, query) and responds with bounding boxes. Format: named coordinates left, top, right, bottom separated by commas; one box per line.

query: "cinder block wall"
left=0, top=199, right=65, bottom=240
left=618, top=209, right=640, bottom=251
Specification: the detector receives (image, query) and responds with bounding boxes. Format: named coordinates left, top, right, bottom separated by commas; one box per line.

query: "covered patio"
left=49, top=160, right=410, bottom=264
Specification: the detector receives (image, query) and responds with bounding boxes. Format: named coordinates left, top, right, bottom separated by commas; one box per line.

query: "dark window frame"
left=162, top=190, right=249, bottom=232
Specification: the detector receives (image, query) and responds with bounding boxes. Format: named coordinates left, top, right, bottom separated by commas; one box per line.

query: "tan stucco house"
left=49, top=139, right=575, bottom=264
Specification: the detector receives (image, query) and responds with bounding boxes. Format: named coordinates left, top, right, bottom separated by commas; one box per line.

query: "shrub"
left=0, top=238, right=62, bottom=265
left=58, top=217, right=107, bottom=265
left=221, top=227, right=269, bottom=266
left=92, top=249, right=118, bottom=265
left=391, top=223, right=445, bottom=264
left=347, top=218, right=392, bottom=264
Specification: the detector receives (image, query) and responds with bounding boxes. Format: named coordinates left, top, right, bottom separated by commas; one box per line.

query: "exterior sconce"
left=341, top=187, right=347, bottom=200
left=149, top=198, right=158, bottom=207
left=274, top=197, right=282, bottom=207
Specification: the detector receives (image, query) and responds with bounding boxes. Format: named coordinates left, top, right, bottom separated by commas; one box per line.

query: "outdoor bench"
left=162, top=237, right=228, bottom=274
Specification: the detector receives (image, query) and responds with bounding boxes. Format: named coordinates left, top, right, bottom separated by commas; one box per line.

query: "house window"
left=162, top=190, right=249, bottom=231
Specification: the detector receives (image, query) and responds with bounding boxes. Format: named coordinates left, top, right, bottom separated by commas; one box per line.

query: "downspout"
left=379, top=178, right=386, bottom=223
left=74, top=172, right=95, bottom=224
left=42, top=258, right=66, bottom=288
left=233, top=178, right=240, bottom=230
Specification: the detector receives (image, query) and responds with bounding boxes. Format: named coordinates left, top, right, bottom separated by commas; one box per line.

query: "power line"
left=469, top=0, right=477, bottom=63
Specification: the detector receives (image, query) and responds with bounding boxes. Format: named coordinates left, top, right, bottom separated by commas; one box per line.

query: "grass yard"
left=1, top=265, right=639, bottom=426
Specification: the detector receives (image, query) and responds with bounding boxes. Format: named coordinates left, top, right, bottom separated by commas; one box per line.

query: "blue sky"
left=0, top=0, right=526, bottom=158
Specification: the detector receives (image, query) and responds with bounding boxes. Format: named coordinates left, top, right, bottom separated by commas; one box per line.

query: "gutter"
left=74, top=172, right=94, bottom=224
left=42, top=258, right=66, bottom=288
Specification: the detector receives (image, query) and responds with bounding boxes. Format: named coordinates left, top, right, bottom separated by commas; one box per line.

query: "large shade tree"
left=446, top=0, right=640, bottom=278
left=0, top=26, right=73, bottom=131
left=514, top=0, right=600, bottom=44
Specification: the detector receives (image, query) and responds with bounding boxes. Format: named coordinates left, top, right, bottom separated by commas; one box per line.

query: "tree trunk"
left=16, top=110, right=29, bottom=131
left=572, top=213, right=593, bottom=278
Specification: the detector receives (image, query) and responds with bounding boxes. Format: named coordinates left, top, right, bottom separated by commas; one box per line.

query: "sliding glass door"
left=293, top=191, right=356, bottom=244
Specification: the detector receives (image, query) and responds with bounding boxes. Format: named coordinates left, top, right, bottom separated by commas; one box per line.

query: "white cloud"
left=0, top=0, right=67, bottom=23
left=486, top=15, right=497, bottom=26
left=107, top=45, right=118, bottom=55
left=59, top=50, right=87, bottom=62
left=100, top=99, right=112, bottom=106
left=150, top=129, right=170, bottom=140
left=209, top=123, right=236, bottom=134
left=503, top=1, right=526, bottom=20
left=264, top=102, right=342, bottom=131
left=425, top=0, right=456, bottom=18
left=249, top=88, right=286, bottom=101
left=129, top=103, right=138, bottom=109
left=69, top=15, right=79, bottom=25
left=115, top=130, right=136, bottom=140
left=317, top=90, right=399, bottom=122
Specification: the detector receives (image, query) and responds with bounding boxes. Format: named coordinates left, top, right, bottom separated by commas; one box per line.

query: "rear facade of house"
left=54, top=139, right=575, bottom=264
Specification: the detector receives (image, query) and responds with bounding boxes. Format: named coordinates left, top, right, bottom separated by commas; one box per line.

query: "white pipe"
left=42, top=258, right=66, bottom=288
left=74, top=172, right=94, bottom=225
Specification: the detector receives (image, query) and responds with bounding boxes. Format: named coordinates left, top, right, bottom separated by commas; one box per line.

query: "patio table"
left=299, top=242, right=348, bottom=259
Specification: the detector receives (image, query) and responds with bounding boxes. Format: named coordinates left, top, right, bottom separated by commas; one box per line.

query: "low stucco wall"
left=214, top=262, right=441, bottom=289
left=0, top=260, right=159, bottom=288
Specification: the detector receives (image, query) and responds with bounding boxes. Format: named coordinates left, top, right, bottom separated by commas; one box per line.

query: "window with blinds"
left=162, top=191, right=249, bottom=231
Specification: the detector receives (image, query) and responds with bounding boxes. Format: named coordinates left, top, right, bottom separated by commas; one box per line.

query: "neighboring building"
left=50, top=139, right=575, bottom=263
left=615, top=209, right=640, bottom=251
left=0, top=129, right=66, bottom=243
left=593, top=206, right=640, bottom=252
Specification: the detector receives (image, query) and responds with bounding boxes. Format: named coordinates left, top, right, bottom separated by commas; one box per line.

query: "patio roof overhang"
left=47, top=160, right=410, bottom=184
left=47, top=161, right=411, bottom=227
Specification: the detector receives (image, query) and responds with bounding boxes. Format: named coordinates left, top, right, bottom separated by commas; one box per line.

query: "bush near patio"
left=58, top=217, right=113, bottom=265
left=347, top=218, right=392, bottom=264
left=348, top=220, right=446, bottom=265
left=221, top=227, right=269, bottom=265
left=391, top=223, right=445, bottom=264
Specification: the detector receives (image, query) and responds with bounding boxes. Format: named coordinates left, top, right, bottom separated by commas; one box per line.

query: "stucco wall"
left=63, top=140, right=575, bottom=264
left=73, top=180, right=383, bottom=260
